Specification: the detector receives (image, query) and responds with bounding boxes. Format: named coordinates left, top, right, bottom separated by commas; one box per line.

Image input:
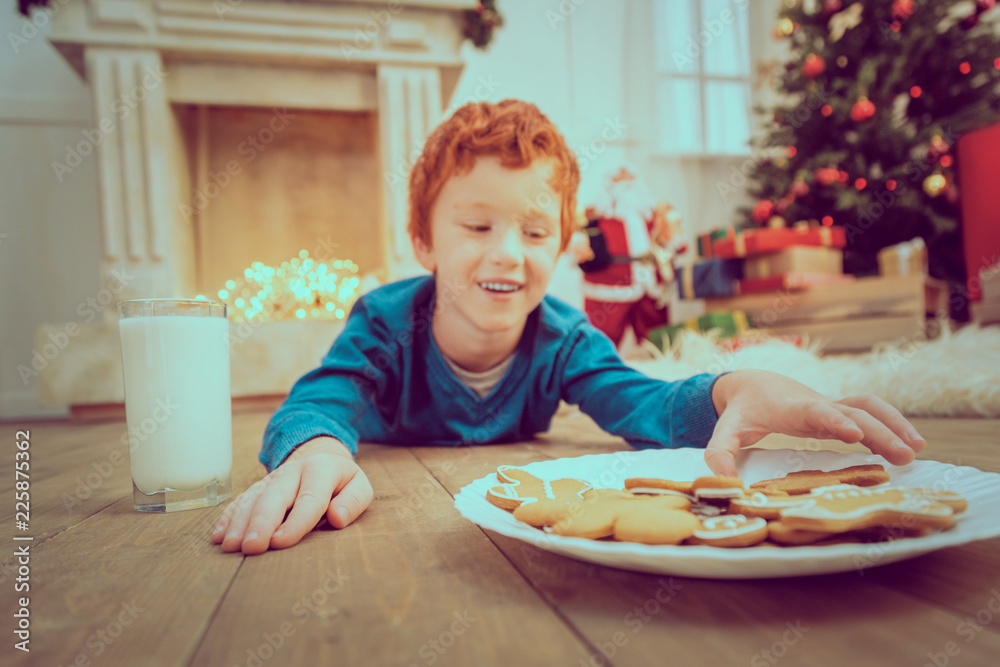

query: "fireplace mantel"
left=38, top=0, right=475, bottom=407
left=47, top=0, right=474, bottom=305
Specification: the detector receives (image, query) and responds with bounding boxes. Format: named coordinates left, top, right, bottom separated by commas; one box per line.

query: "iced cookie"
left=486, top=465, right=592, bottom=510
left=779, top=485, right=960, bottom=533
left=730, top=491, right=815, bottom=519
left=749, top=464, right=889, bottom=496
left=685, top=515, right=769, bottom=548
left=624, top=478, right=695, bottom=495
left=690, top=476, right=746, bottom=502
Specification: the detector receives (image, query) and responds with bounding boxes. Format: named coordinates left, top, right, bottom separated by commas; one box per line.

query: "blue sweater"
left=259, top=276, right=720, bottom=472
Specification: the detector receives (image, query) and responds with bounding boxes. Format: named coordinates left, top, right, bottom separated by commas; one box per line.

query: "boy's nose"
left=490, top=227, right=524, bottom=265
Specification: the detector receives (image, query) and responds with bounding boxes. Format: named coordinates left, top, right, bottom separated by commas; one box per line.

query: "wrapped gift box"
left=677, top=258, right=745, bottom=299
left=697, top=225, right=746, bottom=259
left=648, top=310, right=749, bottom=349
left=744, top=247, right=843, bottom=279
left=698, top=310, right=749, bottom=338
left=713, top=226, right=846, bottom=259
left=737, top=273, right=855, bottom=295
left=877, top=238, right=928, bottom=277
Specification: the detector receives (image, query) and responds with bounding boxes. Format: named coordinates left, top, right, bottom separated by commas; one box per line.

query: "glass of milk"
left=117, top=299, right=233, bottom=512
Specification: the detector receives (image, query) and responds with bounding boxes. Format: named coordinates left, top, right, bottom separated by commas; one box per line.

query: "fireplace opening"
left=175, top=104, right=383, bottom=305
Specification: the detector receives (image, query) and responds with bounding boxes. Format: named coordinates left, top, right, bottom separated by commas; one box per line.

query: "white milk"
left=119, top=315, right=232, bottom=494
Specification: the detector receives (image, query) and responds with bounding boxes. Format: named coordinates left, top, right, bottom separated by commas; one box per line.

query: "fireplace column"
left=84, top=47, right=195, bottom=318
left=376, top=65, right=443, bottom=280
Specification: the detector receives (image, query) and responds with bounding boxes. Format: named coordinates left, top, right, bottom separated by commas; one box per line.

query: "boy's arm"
left=559, top=325, right=721, bottom=449
left=259, top=297, right=392, bottom=471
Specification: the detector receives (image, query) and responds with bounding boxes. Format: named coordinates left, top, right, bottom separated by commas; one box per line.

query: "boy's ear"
left=411, top=234, right=436, bottom=273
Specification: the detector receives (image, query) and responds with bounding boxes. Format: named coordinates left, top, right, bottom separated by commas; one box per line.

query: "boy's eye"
left=525, top=228, right=551, bottom=239
left=463, top=222, right=491, bottom=232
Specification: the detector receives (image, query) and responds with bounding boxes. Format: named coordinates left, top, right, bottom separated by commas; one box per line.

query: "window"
left=653, top=0, right=752, bottom=155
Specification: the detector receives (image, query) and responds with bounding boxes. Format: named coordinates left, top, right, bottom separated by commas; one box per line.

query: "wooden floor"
left=3, top=410, right=999, bottom=666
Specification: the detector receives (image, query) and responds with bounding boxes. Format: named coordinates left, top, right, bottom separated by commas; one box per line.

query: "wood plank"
left=3, top=498, right=246, bottom=667
left=190, top=444, right=596, bottom=666
left=767, top=314, right=926, bottom=352
left=69, top=394, right=287, bottom=422
left=706, top=274, right=925, bottom=325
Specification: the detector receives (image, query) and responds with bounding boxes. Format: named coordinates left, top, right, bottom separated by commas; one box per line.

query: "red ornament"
left=803, top=54, right=826, bottom=79
left=850, top=98, right=876, bottom=122
left=787, top=146, right=798, bottom=158
left=892, top=0, right=915, bottom=20
left=752, top=200, right=775, bottom=224
left=855, top=178, right=867, bottom=190
left=823, top=0, right=843, bottom=14
left=886, top=180, right=897, bottom=191
left=977, top=0, right=996, bottom=12
left=910, top=86, right=922, bottom=98
left=790, top=181, right=810, bottom=198
left=821, top=216, right=834, bottom=227
left=941, top=155, right=953, bottom=168
left=960, top=62, right=972, bottom=74
left=815, top=168, right=842, bottom=186
left=821, top=104, right=833, bottom=116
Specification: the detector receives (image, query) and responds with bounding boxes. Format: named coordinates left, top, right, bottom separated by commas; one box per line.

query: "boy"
left=213, top=100, right=925, bottom=556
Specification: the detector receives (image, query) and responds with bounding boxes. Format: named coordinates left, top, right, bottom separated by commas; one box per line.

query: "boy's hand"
left=211, top=437, right=372, bottom=555
left=705, top=370, right=927, bottom=477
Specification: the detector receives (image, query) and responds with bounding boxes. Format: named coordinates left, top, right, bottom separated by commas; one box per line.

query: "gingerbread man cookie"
left=749, top=464, right=889, bottom=496
left=779, top=485, right=960, bottom=533
left=486, top=465, right=592, bottom=510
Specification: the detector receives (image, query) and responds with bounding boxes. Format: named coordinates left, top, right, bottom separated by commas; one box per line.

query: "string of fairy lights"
left=195, top=250, right=364, bottom=324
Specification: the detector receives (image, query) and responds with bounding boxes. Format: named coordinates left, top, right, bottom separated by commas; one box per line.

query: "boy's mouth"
left=478, top=281, right=523, bottom=293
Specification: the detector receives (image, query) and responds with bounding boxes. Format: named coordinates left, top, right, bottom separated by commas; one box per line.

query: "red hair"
left=408, top=100, right=580, bottom=252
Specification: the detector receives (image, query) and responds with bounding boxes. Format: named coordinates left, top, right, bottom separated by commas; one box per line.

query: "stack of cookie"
left=485, top=464, right=967, bottom=548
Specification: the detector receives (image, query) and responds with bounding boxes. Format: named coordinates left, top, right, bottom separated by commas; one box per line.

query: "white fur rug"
left=627, top=325, right=1000, bottom=418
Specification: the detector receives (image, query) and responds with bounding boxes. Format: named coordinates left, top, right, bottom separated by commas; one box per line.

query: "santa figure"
left=570, top=162, right=685, bottom=347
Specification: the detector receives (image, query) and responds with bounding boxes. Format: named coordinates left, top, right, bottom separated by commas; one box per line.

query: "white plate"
left=454, top=448, right=1000, bottom=579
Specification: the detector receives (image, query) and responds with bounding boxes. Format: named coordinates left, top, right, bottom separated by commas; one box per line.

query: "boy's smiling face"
left=413, top=156, right=563, bottom=357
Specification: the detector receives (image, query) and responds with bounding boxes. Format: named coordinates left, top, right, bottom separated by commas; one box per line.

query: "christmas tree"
left=744, top=0, right=1000, bottom=284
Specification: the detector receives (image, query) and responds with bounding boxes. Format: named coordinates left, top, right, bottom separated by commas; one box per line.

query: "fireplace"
left=37, top=0, right=473, bottom=409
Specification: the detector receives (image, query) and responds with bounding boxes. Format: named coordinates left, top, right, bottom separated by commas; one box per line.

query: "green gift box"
left=696, top=311, right=749, bottom=339
left=647, top=319, right=698, bottom=350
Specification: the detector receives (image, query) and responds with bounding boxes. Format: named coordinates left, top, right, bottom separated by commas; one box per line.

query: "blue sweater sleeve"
left=559, top=323, right=721, bottom=449
left=258, top=297, right=392, bottom=472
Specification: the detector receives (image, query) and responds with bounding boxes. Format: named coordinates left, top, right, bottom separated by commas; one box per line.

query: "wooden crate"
left=705, top=275, right=947, bottom=353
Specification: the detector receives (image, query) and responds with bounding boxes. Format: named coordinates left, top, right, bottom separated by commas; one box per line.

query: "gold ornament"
left=923, top=174, right=947, bottom=197
left=777, top=18, right=795, bottom=36
left=837, top=55, right=848, bottom=67
left=768, top=216, right=787, bottom=228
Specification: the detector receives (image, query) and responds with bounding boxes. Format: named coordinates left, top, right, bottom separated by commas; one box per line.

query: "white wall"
left=0, top=0, right=101, bottom=420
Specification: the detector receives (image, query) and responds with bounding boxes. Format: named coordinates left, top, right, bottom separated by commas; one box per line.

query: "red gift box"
left=957, top=123, right=1000, bottom=302
left=736, top=272, right=855, bottom=295
left=713, top=226, right=847, bottom=259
